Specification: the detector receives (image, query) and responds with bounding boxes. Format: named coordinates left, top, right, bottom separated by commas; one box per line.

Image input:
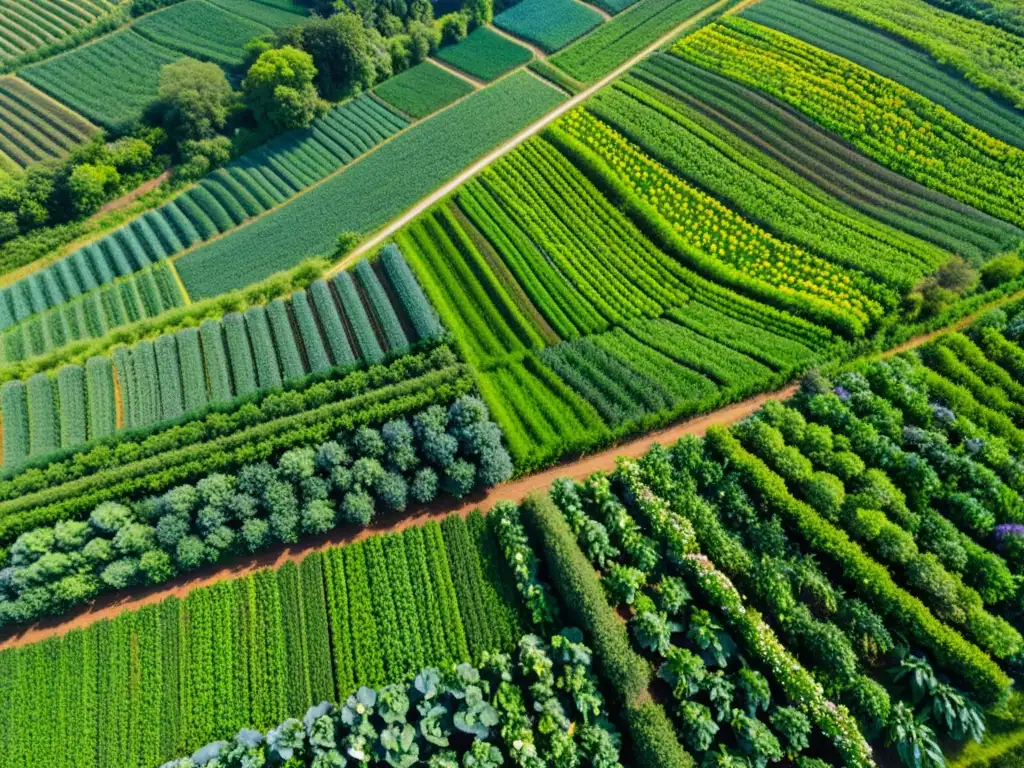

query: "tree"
left=158, top=58, right=233, bottom=144
left=243, top=46, right=326, bottom=132
left=295, top=13, right=380, bottom=100
left=464, top=0, right=492, bottom=26
left=438, top=12, right=469, bottom=45
left=65, top=164, right=120, bottom=217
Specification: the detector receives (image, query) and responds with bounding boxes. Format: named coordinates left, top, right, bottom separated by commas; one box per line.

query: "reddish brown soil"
left=94, top=170, right=171, bottom=217
left=0, top=383, right=794, bottom=651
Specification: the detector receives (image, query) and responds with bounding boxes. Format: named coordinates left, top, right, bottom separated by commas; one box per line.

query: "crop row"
left=460, top=136, right=692, bottom=339
left=493, top=0, right=604, bottom=54
left=671, top=19, right=1024, bottom=229
left=743, top=0, right=1024, bottom=150
left=476, top=353, right=605, bottom=471
left=550, top=468, right=874, bottom=766
left=132, top=0, right=275, bottom=69
left=0, top=353, right=473, bottom=551
left=154, top=625, right=622, bottom=768
left=550, top=0, right=742, bottom=82
left=0, top=75, right=97, bottom=169
left=0, top=262, right=183, bottom=365
left=0, top=392, right=513, bottom=627
left=628, top=54, right=1023, bottom=263
left=0, top=0, right=120, bottom=62
left=587, top=79, right=943, bottom=293
left=0, top=510, right=527, bottom=768
left=0, top=93, right=407, bottom=332
left=372, top=61, right=475, bottom=120
left=175, top=72, right=565, bottom=298
left=21, top=29, right=180, bottom=132
left=540, top=327, right=719, bottom=431
left=0, top=251, right=437, bottom=468
left=554, top=107, right=885, bottom=334
left=433, top=26, right=533, bottom=83
left=802, top=0, right=1024, bottom=110
left=397, top=204, right=547, bottom=367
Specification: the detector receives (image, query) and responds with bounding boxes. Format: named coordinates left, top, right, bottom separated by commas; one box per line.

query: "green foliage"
left=552, top=0, right=737, bottom=82
left=434, top=27, right=532, bottom=82
left=520, top=492, right=652, bottom=704
left=176, top=73, right=564, bottom=297
left=244, top=46, right=327, bottom=133
left=374, top=62, right=474, bottom=119
left=157, top=57, right=234, bottom=145
left=493, top=0, right=603, bottom=54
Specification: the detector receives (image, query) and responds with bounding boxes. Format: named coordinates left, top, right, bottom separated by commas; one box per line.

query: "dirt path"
left=487, top=24, right=550, bottom=62
left=427, top=57, right=486, bottom=88
left=327, top=0, right=748, bottom=277
left=0, top=381, right=793, bottom=651
left=94, top=169, right=171, bottom=217
left=0, top=285, right=1010, bottom=652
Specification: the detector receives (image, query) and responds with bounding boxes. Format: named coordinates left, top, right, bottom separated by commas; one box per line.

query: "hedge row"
left=704, top=426, right=1012, bottom=706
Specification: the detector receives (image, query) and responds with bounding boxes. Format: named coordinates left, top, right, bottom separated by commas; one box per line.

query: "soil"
left=0, top=381, right=793, bottom=651
left=94, top=170, right=171, bottom=218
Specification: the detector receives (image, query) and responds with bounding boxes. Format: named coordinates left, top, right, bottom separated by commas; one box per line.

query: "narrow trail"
left=95, top=169, right=171, bottom=216
left=0, top=285, right=1010, bottom=651
left=0, top=382, right=795, bottom=652
left=427, top=57, right=485, bottom=88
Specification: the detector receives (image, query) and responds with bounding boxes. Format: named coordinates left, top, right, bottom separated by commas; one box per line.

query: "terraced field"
left=20, top=28, right=182, bottom=131
left=0, top=0, right=124, bottom=66
left=0, top=76, right=98, bottom=169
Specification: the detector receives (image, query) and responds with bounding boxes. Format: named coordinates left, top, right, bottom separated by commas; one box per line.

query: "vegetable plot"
left=672, top=19, right=1024, bottom=229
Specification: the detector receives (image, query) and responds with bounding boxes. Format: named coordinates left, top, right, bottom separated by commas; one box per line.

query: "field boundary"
left=427, top=56, right=487, bottom=88
left=327, top=0, right=755, bottom=277
left=0, top=283, right=1009, bottom=651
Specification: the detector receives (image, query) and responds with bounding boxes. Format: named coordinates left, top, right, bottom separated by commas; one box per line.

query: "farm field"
left=373, top=61, right=476, bottom=119
left=551, top=0, right=743, bottom=82
left=20, top=28, right=182, bottom=131
left=433, top=26, right=533, bottom=82
left=131, top=0, right=276, bottom=69
left=0, top=93, right=406, bottom=335
left=176, top=71, right=565, bottom=298
left=493, top=0, right=605, bottom=53
left=4, top=2, right=1024, bottom=768
left=741, top=0, right=1024, bottom=149
left=0, top=0, right=125, bottom=66
left=0, top=76, right=98, bottom=170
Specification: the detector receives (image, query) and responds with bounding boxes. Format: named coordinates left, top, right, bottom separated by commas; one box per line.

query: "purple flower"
left=994, top=524, right=1024, bottom=546
left=834, top=386, right=851, bottom=403
left=931, top=402, right=955, bottom=423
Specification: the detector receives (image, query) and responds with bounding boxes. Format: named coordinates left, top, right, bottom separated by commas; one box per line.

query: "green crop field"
left=20, top=29, right=182, bottom=131
left=552, top=0, right=741, bottom=81
left=434, top=27, right=533, bottom=81
left=0, top=0, right=124, bottom=66
left=0, top=76, right=98, bottom=169
left=176, top=72, right=565, bottom=298
left=494, top=0, right=604, bottom=53
left=373, top=60, right=475, bottom=118
left=132, top=0, right=272, bottom=69
left=203, top=0, right=308, bottom=26
left=3, top=4, right=1024, bottom=768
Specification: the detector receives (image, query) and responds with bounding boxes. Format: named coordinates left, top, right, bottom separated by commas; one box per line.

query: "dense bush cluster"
left=158, top=629, right=622, bottom=768
left=0, top=395, right=511, bottom=625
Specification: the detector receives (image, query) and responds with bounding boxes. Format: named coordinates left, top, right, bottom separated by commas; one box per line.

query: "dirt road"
left=0, top=381, right=793, bottom=651
left=327, top=0, right=752, bottom=276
